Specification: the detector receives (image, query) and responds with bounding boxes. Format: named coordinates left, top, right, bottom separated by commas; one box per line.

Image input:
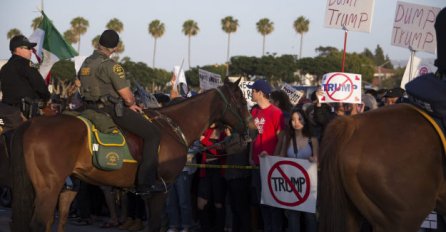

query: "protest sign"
left=324, top=0, right=375, bottom=33
left=198, top=69, right=222, bottom=90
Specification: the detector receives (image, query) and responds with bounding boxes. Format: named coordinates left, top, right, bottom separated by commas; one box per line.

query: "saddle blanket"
left=77, top=116, right=137, bottom=171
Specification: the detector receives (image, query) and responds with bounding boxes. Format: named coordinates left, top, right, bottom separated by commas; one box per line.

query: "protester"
left=78, top=29, right=164, bottom=195
left=0, top=35, right=50, bottom=118
left=279, top=108, right=318, bottom=232
left=248, top=79, right=285, bottom=232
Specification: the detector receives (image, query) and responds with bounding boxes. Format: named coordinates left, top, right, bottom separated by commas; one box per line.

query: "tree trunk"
left=262, top=35, right=266, bottom=56
left=299, top=33, right=303, bottom=59
left=188, top=36, right=191, bottom=69
left=153, top=38, right=157, bottom=68
left=226, top=33, right=231, bottom=63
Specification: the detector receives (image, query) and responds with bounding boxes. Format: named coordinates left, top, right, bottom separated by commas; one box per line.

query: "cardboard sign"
left=198, top=69, right=222, bottom=91
left=324, top=0, right=375, bottom=33
left=391, top=1, right=440, bottom=53
left=320, top=72, right=362, bottom=103
left=281, top=83, right=304, bottom=105
left=238, top=80, right=255, bottom=109
left=400, top=55, right=436, bottom=89
left=260, top=156, right=317, bottom=213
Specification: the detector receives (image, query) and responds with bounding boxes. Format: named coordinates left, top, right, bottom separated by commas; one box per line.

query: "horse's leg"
left=145, top=193, right=168, bottom=232
left=31, top=189, right=61, bottom=232
left=57, top=190, right=77, bottom=232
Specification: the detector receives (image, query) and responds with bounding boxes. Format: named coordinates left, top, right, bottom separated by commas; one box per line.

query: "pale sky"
left=0, top=0, right=444, bottom=71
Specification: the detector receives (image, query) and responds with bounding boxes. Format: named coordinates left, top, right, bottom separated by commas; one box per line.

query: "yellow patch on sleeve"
left=112, top=64, right=125, bottom=79
left=80, top=67, right=90, bottom=76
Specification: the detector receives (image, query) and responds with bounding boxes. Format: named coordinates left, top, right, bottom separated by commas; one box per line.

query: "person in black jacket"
left=0, top=35, right=50, bottom=118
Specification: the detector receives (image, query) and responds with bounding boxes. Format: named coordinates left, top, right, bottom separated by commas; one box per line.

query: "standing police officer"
left=78, top=29, right=165, bottom=195
left=0, top=35, right=50, bottom=118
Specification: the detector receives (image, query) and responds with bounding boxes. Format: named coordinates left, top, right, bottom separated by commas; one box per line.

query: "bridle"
left=215, top=86, right=250, bottom=134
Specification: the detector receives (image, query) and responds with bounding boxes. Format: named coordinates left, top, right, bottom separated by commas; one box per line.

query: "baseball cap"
left=247, top=79, right=272, bottom=95
left=99, top=29, right=119, bottom=48
left=384, top=87, right=405, bottom=98
left=9, top=35, right=37, bottom=51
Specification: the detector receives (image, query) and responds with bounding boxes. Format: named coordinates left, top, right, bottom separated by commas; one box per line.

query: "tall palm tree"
left=106, top=18, right=124, bottom=33
left=70, top=17, right=89, bottom=54
left=182, top=19, right=199, bottom=68
left=221, top=16, right=239, bottom=63
left=256, top=18, right=274, bottom=56
left=148, top=20, right=165, bottom=68
left=64, top=30, right=77, bottom=45
left=7, top=28, right=21, bottom=39
left=293, top=16, right=310, bottom=59
left=31, top=16, right=43, bottom=30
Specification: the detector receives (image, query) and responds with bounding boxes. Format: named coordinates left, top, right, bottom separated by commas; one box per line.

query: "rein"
left=149, top=111, right=189, bottom=148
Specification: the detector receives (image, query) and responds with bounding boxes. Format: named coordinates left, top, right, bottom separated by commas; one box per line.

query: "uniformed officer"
left=0, top=35, right=50, bottom=118
left=78, top=29, right=165, bottom=194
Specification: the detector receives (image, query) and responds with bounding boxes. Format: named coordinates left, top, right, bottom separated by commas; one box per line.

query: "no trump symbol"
left=321, top=72, right=361, bottom=103
left=267, top=160, right=310, bottom=207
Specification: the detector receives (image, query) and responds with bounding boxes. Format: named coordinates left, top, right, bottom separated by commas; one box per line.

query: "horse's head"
left=216, top=78, right=257, bottom=141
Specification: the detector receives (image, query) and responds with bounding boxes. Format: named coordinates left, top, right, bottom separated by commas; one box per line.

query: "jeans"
left=286, top=210, right=317, bottom=232
left=166, top=171, right=193, bottom=229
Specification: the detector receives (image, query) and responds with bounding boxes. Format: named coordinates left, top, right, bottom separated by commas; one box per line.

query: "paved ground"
left=0, top=207, right=139, bottom=232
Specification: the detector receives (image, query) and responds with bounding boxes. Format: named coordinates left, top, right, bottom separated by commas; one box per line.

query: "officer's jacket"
left=78, top=50, right=128, bottom=102
left=0, top=54, right=50, bottom=105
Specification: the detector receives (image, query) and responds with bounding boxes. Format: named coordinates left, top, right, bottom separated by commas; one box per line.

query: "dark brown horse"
left=318, top=103, right=446, bottom=232
left=10, top=78, right=255, bottom=232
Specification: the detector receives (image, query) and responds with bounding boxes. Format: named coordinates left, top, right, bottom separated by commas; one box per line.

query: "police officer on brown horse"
left=78, top=29, right=165, bottom=195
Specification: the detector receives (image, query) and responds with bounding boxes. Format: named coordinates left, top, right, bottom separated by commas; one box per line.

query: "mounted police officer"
left=0, top=35, right=50, bottom=119
left=78, top=29, right=165, bottom=195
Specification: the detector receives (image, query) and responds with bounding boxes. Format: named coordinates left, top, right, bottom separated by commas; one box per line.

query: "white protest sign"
left=260, top=156, right=317, bottom=213
left=392, top=2, right=440, bottom=53
left=198, top=69, right=223, bottom=91
left=324, top=0, right=375, bottom=33
left=400, top=55, right=436, bottom=89
left=320, top=72, right=361, bottom=103
left=421, top=212, right=438, bottom=229
left=238, top=80, right=255, bottom=109
left=174, top=65, right=188, bottom=96
left=281, top=83, right=304, bottom=105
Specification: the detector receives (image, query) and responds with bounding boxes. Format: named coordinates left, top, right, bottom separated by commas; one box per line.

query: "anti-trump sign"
left=281, top=83, right=304, bottom=105
left=391, top=1, right=440, bottom=54
left=199, top=69, right=222, bottom=91
left=320, top=72, right=362, bottom=103
left=324, top=0, right=375, bottom=33
left=260, top=156, right=317, bottom=213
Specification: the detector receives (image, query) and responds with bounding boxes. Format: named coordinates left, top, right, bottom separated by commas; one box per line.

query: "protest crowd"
left=0, top=3, right=445, bottom=232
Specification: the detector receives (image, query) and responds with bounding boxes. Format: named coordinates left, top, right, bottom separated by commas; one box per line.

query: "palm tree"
left=221, top=16, right=239, bottom=63
left=92, top=35, right=100, bottom=48
left=256, top=18, right=274, bottom=56
left=31, top=16, right=43, bottom=30
left=182, top=19, right=199, bottom=68
left=7, top=28, right=21, bottom=39
left=64, top=30, right=77, bottom=45
left=148, top=20, right=165, bottom=68
left=293, top=16, right=310, bottom=59
left=70, top=17, right=89, bottom=54
left=106, top=18, right=124, bottom=33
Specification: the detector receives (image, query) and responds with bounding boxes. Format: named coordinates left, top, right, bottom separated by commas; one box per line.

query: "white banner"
left=391, top=2, right=440, bottom=53
left=238, top=80, right=255, bottom=109
left=281, top=83, right=304, bottom=105
left=324, top=0, right=375, bottom=33
left=320, top=72, right=362, bottom=103
left=260, top=156, right=317, bottom=213
left=198, top=69, right=223, bottom=91
left=400, top=55, right=436, bottom=89
left=174, top=65, right=188, bottom=97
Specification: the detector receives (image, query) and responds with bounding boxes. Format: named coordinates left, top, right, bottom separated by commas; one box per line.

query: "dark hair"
left=270, top=90, right=293, bottom=113
left=288, top=108, right=312, bottom=139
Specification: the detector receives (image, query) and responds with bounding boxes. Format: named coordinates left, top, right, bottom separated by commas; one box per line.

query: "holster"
left=99, top=95, right=124, bottom=117
left=21, top=97, right=44, bottom=119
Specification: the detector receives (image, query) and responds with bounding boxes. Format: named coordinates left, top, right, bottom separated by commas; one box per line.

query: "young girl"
left=279, top=108, right=318, bottom=232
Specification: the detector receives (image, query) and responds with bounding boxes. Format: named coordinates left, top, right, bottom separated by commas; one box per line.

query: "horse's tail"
left=10, top=121, right=34, bottom=232
left=318, top=116, right=356, bottom=232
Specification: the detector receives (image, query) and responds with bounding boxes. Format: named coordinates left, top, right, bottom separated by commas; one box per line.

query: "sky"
left=0, top=0, right=444, bottom=71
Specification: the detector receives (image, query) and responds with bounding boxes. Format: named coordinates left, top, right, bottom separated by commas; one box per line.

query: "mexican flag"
left=29, top=12, right=78, bottom=83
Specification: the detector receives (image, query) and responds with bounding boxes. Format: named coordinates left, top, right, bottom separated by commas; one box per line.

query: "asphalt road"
left=0, top=207, right=138, bottom=232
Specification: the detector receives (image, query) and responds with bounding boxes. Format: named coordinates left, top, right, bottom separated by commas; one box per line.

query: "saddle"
left=64, top=110, right=137, bottom=171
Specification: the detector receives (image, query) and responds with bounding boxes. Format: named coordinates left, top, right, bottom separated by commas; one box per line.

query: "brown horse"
left=318, top=103, right=446, bottom=232
left=10, top=78, right=255, bottom=232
